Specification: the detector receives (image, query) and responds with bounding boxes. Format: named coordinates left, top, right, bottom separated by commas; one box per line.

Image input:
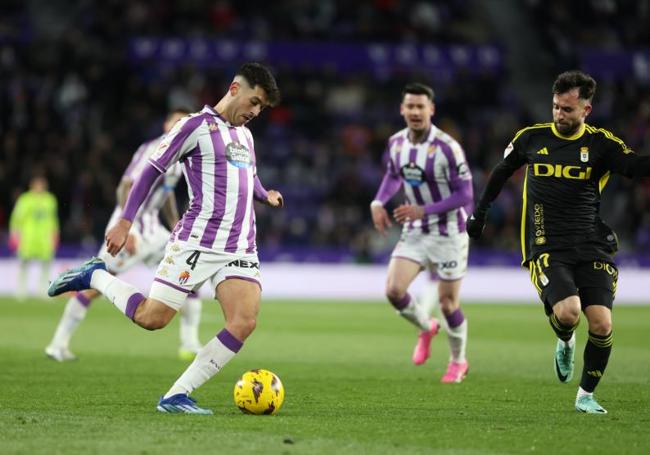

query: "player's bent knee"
left=133, top=314, right=169, bottom=331
left=439, top=294, right=459, bottom=312
left=385, top=286, right=406, bottom=304
left=588, top=320, right=612, bottom=336
left=553, top=297, right=581, bottom=324
left=132, top=301, right=175, bottom=331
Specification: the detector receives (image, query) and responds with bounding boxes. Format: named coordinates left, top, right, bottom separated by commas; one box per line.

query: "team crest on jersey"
left=225, top=142, right=252, bottom=168
left=400, top=162, right=425, bottom=187
left=427, top=144, right=436, bottom=156
left=178, top=270, right=191, bottom=285
left=208, top=123, right=219, bottom=132
left=580, top=147, right=589, bottom=162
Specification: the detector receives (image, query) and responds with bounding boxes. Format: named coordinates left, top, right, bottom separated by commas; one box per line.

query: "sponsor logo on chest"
left=225, top=142, right=252, bottom=168
left=401, top=162, right=425, bottom=187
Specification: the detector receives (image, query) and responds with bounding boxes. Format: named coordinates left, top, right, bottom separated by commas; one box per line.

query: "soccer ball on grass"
left=233, top=369, right=284, bottom=415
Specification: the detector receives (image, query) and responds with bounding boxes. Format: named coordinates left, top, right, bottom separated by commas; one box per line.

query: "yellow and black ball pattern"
left=233, top=369, right=284, bottom=415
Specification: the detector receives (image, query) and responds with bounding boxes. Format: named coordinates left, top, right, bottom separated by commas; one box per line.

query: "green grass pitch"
left=1, top=296, right=649, bottom=454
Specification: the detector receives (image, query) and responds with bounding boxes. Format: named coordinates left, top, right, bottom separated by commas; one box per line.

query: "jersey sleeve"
left=473, top=130, right=529, bottom=215
left=373, top=146, right=402, bottom=204
left=601, top=134, right=650, bottom=178
left=149, top=115, right=203, bottom=172
left=443, top=139, right=473, bottom=186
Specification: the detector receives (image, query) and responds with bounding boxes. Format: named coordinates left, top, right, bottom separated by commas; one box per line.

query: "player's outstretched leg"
left=412, top=318, right=439, bottom=365
left=158, top=329, right=243, bottom=415
left=157, top=279, right=258, bottom=415
left=47, top=258, right=107, bottom=297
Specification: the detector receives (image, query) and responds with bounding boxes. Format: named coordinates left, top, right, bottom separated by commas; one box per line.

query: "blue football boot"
left=156, top=394, right=213, bottom=415
left=47, top=257, right=107, bottom=297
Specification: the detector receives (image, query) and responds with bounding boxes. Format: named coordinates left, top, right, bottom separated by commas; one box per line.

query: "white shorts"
left=391, top=231, right=469, bottom=281
left=98, top=224, right=170, bottom=274
left=148, top=240, right=262, bottom=311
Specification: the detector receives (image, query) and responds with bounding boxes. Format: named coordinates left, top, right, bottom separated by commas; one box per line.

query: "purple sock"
left=217, top=329, right=243, bottom=353
left=445, top=308, right=465, bottom=329
left=125, top=293, right=145, bottom=321
left=388, top=293, right=411, bottom=311
left=75, top=292, right=92, bottom=308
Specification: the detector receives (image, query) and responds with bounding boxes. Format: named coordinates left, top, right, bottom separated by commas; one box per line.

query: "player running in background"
left=9, top=175, right=59, bottom=299
left=467, top=70, right=650, bottom=414
left=48, top=62, right=283, bottom=415
left=45, top=108, right=204, bottom=362
left=371, top=83, right=474, bottom=383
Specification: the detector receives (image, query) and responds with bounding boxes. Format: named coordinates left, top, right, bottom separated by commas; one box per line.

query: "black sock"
left=580, top=331, right=613, bottom=393
left=548, top=313, right=577, bottom=342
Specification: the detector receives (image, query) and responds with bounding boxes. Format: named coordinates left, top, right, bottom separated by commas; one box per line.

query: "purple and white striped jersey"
left=107, top=135, right=182, bottom=238
left=148, top=105, right=261, bottom=254
left=375, top=125, right=473, bottom=236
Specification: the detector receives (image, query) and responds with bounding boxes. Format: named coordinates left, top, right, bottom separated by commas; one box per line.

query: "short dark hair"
left=237, top=62, right=281, bottom=107
left=402, top=83, right=434, bottom=102
left=552, top=70, right=596, bottom=101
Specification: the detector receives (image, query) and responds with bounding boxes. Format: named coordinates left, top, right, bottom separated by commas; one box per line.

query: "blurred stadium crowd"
left=1, top=0, right=650, bottom=262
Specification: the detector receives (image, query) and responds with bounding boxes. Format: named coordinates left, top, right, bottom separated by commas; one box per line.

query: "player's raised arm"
left=602, top=140, right=650, bottom=178
left=466, top=140, right=527, bottom=239
left=105, top=164, right=162, bottom=255
left=106, top=114, right=201, bottom=255
left=116, top=178, right=134, bottom=209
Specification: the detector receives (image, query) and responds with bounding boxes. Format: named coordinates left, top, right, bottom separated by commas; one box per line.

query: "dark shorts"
left=527, top=250, right=618, bottom=315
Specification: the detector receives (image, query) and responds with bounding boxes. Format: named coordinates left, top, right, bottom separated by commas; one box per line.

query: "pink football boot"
left=412, top=319, right=439, bottom=365
left=441, top=360, right=469, bottom=383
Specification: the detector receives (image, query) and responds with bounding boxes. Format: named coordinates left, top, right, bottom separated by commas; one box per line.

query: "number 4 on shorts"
left=186, top=250, right=201, bottom=270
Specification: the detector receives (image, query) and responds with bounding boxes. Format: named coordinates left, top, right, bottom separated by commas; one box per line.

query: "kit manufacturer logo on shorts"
left=225, top=142, right=251, bottom=168
left=226, top=259, right=259, bottom=269
left=178, top=270, right=191, bottom=284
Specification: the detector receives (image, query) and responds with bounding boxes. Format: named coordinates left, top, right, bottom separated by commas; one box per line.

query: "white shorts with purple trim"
left=391, top=231, right=468, bottom=281
left=148, top=240, right=262, bottom=310
left=98, top=224, right=170, bottom=274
